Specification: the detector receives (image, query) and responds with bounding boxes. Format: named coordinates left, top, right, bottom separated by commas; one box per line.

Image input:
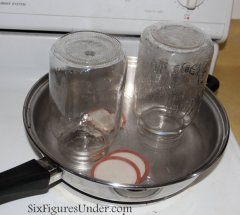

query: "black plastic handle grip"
left=0, top=159, right=50, bottom=204
left=207, top=74, right=220, bottom=93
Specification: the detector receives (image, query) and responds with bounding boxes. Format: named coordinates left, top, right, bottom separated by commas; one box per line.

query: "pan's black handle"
left=207, top=74, right=220, bottom=93
left=0, top=158, right=61, bottom=204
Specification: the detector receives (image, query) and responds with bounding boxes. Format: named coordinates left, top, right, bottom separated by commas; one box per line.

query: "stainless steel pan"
left=0, top=57, right=229, bottom=203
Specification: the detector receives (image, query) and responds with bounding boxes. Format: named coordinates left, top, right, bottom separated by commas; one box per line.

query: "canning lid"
left=51, top=31, right=125, bottom=68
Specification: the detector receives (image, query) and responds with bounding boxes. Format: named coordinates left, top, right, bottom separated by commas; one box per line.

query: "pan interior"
left=24, top=60, right=228, bottom=188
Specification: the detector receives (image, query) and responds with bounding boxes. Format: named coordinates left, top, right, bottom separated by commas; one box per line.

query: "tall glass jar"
left=49, top=32, right=127, bottom=165
left=134, top=23, right=214, bottom=143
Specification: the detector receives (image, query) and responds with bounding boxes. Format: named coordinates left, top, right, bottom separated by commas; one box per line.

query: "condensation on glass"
left=134, top=23, right=214, bottom=145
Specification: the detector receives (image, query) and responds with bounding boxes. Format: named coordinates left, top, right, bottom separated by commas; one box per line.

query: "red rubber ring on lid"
left=108, top=149, right=150, bottom=182
left=90, top=156, right=141, bottom=184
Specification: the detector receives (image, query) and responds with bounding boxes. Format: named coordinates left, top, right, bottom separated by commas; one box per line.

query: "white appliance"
left=0, top=0, right=240, bottom=214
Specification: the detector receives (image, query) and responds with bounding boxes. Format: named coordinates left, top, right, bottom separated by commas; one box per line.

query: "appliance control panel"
left=0, top=0, right=233, bottom=41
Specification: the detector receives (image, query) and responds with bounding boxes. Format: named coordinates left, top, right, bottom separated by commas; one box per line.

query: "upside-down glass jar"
left=134, top=23, right=214, bottom=145
left=49, top=32, right=127, bottom=166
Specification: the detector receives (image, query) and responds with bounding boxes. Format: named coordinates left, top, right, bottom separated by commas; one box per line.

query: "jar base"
left=138, top=107, right=184, bottom=144
left=58, top=126, right=109, bottom=168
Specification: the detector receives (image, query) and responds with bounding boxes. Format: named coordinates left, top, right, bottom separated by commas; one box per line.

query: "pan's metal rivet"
left=38, top=157, right=62, bottom=185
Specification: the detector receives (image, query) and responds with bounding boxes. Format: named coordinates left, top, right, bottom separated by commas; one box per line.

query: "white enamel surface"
left=0, top=0, right=233, bottom=41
